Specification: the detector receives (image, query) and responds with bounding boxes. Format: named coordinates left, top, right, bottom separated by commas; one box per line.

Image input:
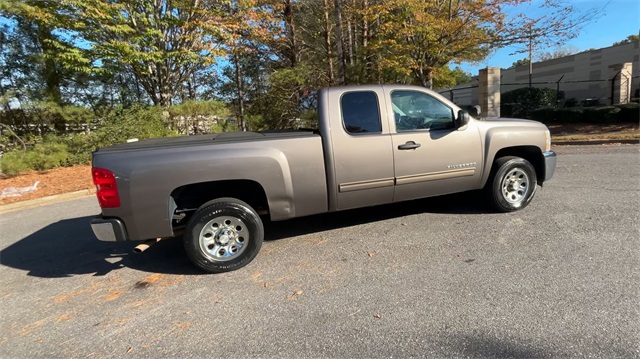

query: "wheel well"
left=493, top=146, right=545, bottom=185
left=170, top=180, right=269, bottom=227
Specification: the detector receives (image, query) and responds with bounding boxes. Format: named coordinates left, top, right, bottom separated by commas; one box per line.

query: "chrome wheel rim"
left=501, top=168, right=530, bottom=204
left=199, top=216, right=248, bottom=261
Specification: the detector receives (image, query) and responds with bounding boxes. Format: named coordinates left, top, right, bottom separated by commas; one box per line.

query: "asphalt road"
left=1, top=144, right=638, bottom=359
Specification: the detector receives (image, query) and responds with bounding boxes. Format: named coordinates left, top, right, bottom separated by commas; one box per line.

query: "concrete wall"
left=439, top=40, right=639, bottom=108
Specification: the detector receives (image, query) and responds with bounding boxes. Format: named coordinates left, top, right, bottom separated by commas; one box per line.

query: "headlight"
left=545, top=129, right=551, bottom=152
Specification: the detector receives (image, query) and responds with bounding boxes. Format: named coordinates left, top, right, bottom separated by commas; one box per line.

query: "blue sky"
left=457, top=0, right=640, bottom=74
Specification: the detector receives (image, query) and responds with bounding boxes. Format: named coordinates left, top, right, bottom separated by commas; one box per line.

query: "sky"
left=457, top=0, right=640, bottom=74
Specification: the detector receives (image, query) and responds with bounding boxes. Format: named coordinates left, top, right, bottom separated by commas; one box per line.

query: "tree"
left=509, top=58, right=530, bottom=69
left=57, top=0, right=235, bottom=107
left=612, top=34, right=640, bottom=46
left=537, top=46, right=580, bottom=61
left=363, top=0, right=600, bottom=89
left=0, top=0, right=86, bottom=105
left=431, top=66, right=473, bottom=88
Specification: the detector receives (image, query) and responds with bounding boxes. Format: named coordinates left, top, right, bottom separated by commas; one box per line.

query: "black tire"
left=184, top=197, right=263, bottom=273
left=486, top=156, right=537, bottom=212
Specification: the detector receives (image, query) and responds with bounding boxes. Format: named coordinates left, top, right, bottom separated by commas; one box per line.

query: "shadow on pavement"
left=1, top=192, right=486, bottom=278
left=0, top=216, right=200, bottom=278
left=434, top=332, right=638, bottom=359
left=265, top=191, right=487, bottom=241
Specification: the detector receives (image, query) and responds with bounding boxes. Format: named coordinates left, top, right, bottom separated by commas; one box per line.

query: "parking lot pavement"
left=1, top=144, right=639, bottom=358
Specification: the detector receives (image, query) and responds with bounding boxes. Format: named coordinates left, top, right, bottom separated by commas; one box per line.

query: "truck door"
left=385, top=88, right=483, bottom=202
left=327, top=88, right=395, bottom=210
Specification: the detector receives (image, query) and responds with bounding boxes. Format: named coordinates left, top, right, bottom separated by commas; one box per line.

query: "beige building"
left=440, top=39, right=639, bottom=109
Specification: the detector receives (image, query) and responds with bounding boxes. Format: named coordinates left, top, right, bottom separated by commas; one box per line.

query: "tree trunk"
left=323, top=0, right=335, bottom=84
left=417, top=68, right=433, bottom=89
left=283, top=0, right=298, bottom=68
left=37, top=26, right=62, bottom=105
left=361, top=0, right=370, bottom=81
left=334, top=0, right=346, bottom=85
left=157, top=63, right=173, bottom=107
left=347, top=17, right=353, bottom=66
left=233, top=54, right=247, bottom=131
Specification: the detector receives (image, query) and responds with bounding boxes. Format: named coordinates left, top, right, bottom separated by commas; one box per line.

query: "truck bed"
left=95, top=130, right=319, bottom=153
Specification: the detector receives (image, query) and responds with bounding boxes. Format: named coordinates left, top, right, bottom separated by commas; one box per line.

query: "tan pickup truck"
left=90, top=84, right=556, bottom=273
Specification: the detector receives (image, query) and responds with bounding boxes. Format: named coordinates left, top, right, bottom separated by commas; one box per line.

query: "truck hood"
left=477, top=117, right=547, bottom=129
left=480, top=117, right=537, bottom=123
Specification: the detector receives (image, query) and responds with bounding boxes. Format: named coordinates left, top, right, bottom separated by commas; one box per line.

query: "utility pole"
left=528, top=24, right=533, bottom=88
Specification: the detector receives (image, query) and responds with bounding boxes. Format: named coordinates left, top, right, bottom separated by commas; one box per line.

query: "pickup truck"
left=91, top=84, right=557, bottom=273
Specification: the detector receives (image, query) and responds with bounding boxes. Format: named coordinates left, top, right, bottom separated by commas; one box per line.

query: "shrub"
left=564, top=98, right=579, bottom=108
left=53, top=133, right=96, bottom=165
left=94, top=105, right=178, bottom=147
left=616, top=103, right=639, bottom=123
left=583, top=106, right=620, bottom=123
left=501, top=87, right=558, bottom=118
left=556, top=108, right=584, bottom=123
left=529, top=107, right=557, bottom=123
left=0, top=142, right=71, bottom=176
left=27, top=142, right=71, bottom=170
left=1, top=152, right=33, bottom=176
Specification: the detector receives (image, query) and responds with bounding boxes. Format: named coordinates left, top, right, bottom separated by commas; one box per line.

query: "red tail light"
left=92, top=168, right=120, bottom=208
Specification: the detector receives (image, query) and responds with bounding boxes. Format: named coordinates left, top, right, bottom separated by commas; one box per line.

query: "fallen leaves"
left=287, top=289, right=304, bottom=300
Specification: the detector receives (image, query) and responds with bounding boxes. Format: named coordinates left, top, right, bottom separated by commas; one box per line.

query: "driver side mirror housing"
left=456, top=110, right=470, bottom=128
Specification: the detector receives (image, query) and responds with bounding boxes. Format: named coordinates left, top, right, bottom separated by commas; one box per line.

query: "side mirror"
left=456, top=110, right=470, bottom=128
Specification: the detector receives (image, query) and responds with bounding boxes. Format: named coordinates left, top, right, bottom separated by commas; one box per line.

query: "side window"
left=340, top=91, right=382, bottom=134
left=391, top=90, right=454, bottom=132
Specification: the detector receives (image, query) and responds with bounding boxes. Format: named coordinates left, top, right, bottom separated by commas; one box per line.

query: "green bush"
left=501, top=87, right=558, bottom=118
left=583, top=106, right=621, bottom=123
left=556, top=108, right=584, bottom=123
left=52, top=133, right=95, bottom=165
left=529, top=107, right=557, bottom=123
left=616, top=103, right=639, bottom=123
left=27, top=142, right=71, bottom=170
left=94, top=105, right=178, bottom=147
left=1, top=152, right=33, bottom=176
left=1, top=142, right=71, bottom=176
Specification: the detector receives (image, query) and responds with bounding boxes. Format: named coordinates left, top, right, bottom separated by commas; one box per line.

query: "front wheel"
left=184, top=198, right=264, bottom=273
left=486, top=156, right=537, bottom=212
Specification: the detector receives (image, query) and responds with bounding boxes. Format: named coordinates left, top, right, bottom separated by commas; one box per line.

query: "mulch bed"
left=0, top=165, right=94, bottom=205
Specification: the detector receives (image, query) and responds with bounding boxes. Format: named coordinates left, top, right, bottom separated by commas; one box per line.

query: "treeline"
left=0, top=0, right=598, bottom=131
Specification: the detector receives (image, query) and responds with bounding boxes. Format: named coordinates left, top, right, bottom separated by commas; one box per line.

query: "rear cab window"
left=340, top=91, right=382, bottom=134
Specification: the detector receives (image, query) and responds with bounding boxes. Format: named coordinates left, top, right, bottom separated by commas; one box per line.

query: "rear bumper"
left=543, top=151, right=557, bottom=182
left=90, top=217, right=128, bottom=242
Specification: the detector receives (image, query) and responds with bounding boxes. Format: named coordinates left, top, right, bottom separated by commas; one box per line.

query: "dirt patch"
left=134, top=274, right=184, bottom=290
left=0, top=165, right=94, bottom=205
left=549, top=123, right=639, bottom=141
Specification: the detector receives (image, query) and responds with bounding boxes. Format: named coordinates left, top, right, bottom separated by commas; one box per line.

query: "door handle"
left=398, top=141, right=421, bottom=150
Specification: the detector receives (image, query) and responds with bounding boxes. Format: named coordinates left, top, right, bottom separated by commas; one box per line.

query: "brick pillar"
left=609, top=63, right=633, bottom=105
left=477, top=67, right=501, bottom=117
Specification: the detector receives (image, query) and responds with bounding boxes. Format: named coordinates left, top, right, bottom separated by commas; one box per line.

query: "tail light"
left=92, top=168, right=120, bottom=208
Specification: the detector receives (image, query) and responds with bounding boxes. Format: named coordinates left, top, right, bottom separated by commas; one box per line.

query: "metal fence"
left=438, top=73, right=639, bottom=112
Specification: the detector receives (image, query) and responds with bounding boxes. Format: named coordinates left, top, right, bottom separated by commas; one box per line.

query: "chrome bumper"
left=90, top=217, right=128, bottom=242
left=543, top=151, right=557, bottom=182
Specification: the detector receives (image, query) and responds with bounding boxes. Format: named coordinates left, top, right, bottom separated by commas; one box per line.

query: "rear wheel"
left=486, top=156, right=537, bottom=212
left=184, top=198, right=263, bottom=273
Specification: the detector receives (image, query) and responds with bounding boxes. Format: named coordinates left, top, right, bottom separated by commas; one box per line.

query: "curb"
left=0, top=189, right=95, bottom=214
left=553, top=139, right=639, bottom=146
